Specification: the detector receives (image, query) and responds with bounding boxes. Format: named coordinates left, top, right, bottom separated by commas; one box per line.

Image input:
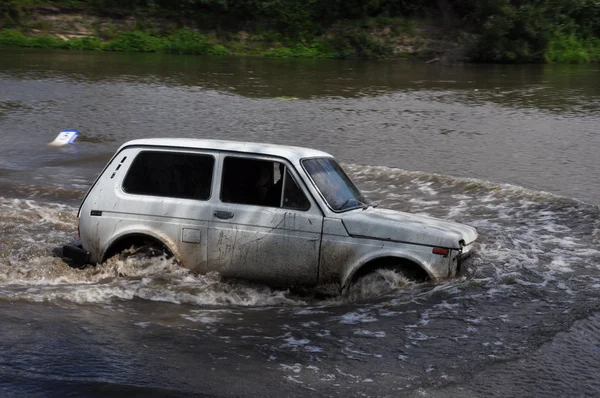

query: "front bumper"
left=62, top=240, right=90, bottom=268
left=456, top=242, right=475, bottom=274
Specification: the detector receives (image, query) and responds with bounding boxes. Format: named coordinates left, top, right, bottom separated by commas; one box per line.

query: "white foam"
left=343, top=347, right=382, bottom=358
left=407, top=331, right=434, bottom=341
left=339, top=312, right=378, bottom=324
left=282, top=337, right=310, bottom=346
left=353, top=329, right=386, bottom=338
left=280, top=364, right=303, bottom=373
left=284, top=375, right=303, bottom=384
left=304, top=346, right=324, bottom=353
left=548, top=258, right=575, bottom=273
left=300, top=321, right=320, bottom=327
left=408, top=198, right=441, bottom=206
left=182, top=314, right=220, bottom=324
left=414, top=180, right=438, bottom=196
left=294, top=309, right=329, bottom=315
left=0, top=255, right=308, bottom=306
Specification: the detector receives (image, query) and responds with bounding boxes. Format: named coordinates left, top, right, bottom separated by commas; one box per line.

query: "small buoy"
left=48, top=130, right=79, bottom=146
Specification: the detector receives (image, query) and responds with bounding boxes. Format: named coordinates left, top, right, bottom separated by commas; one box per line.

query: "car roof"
left=120, top=138, right=333, bottom=162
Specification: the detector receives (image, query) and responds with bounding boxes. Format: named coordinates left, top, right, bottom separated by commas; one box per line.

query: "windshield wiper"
left=361, top=201, right=378, bottom=210
left=339, top=198, right=354, bottom=210
left=339, top=198, right=363, bottom=211
left=339, top=198, right=374, bottom=211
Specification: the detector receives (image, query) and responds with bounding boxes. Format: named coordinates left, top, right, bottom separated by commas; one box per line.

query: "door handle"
left=214, top=210, right=234, bottom=220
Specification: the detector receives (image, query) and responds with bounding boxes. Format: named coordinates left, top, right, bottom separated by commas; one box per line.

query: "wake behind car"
left=63, top=138, right=478, bottom=289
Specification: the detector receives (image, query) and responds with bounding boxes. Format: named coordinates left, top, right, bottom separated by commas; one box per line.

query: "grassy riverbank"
left=0, top=26, right=418, bottom=59
left=1, top=1, right=600, bottom=63
left=0, top=10, right=431, bottom=60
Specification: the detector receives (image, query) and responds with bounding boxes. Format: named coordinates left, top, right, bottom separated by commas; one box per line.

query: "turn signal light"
left=432, top=247, right=449, bottom=256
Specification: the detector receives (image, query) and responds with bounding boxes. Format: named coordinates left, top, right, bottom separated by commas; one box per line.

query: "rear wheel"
left=115, top=244, right=169, bottom=261
left=103, top=236, right=173, bottom=263
left=105, top=242, right=176, bottom=278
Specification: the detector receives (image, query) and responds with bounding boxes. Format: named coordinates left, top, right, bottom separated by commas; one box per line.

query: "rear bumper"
left=62, top=240, right=90, bottom=268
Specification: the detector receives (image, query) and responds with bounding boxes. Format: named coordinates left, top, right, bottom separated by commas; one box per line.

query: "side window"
left=282, top=170, right=310, bottom=211
left=123, top=151, right=214, bottom=200
left=221, top=156, right=310, bottom=210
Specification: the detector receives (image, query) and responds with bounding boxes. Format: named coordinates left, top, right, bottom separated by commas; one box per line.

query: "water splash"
left=1, top=162, right=598, bottom=308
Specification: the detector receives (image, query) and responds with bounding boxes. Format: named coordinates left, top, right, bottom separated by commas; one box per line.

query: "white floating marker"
left=49, top=129, right=79, bottom=146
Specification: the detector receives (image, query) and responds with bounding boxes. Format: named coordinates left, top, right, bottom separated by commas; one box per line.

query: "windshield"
left=302, top=158, right=368, bottom=212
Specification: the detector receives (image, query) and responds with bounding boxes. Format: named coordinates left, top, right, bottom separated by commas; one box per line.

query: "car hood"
left=341, top=208, right=478, bottom=249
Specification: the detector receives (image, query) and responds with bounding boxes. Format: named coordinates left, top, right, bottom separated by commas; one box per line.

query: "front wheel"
left=346, top=267, right=412, bottom=300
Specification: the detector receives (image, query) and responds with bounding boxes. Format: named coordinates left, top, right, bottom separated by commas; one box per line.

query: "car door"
left=207, top=154, right=323, bottom=286
left=104, top=148, right=218, bottom=273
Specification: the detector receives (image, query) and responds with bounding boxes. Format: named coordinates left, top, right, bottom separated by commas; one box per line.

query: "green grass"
left=1, top=27, right=387, bottom=59
left=66, top=36, right=102, bottom=50
left=0, top=29, right=28, bottom=46
left=589, top=38, right=600, bottom=62
left=103, top=30, right=165, bottom=52
left=0, top=28, right=232, bottom=55
left=262, top=42, right=330, bottom=58
left=162, top=30, right=230, bottom=55
left=545, top=33, right=591, bottom=64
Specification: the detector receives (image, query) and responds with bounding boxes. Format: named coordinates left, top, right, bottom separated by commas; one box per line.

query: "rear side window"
left=123, top=151, right=214, bottom=200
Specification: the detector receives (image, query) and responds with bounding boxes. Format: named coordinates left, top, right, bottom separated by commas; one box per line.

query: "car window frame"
left=300, top=156, right=366, bottom=214
left=217, top=153, right=314, bottom=213
left=121, top=149, right=217, bottom=201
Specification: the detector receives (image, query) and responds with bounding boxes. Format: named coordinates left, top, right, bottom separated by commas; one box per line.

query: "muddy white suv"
left=63, top=138, right=477, bottom=288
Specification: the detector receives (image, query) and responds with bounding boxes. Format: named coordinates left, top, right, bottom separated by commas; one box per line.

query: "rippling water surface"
left=0, top=48, right=599, bottom=397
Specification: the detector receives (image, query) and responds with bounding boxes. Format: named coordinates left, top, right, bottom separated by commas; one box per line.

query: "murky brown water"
left=1, top=48, right=599, bottom=397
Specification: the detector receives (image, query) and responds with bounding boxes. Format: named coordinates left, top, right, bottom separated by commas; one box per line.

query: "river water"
left=1, top=48, right=599, bottom=397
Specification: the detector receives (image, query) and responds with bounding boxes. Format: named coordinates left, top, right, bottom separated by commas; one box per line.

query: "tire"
left=109, top=241, right=172, bottom=262
left=346, top=267, right=412, bottom=300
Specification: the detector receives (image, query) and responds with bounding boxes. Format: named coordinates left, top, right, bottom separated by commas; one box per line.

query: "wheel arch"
left=101, top=230, right=179, bottom=263
left=341, top=251, right=432, bottom=290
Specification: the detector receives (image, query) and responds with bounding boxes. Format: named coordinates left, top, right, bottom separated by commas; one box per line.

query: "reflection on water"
left=1, top=48, right=599, bottom=107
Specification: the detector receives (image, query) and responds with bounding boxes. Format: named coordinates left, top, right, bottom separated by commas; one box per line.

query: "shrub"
left=67, top=36, right=103, bottom=50
left=263, top=46, right=294, bottom=57
left=27, top=35, right=67, bottom=49
left=545, top=33, right=590, bottom=63
left=162, top=29, right=213, bottom=54
left=0, top=28, right=27, bottom=46
left=263, top=43, right=324, bottom=57
left=588, top=38, right=600, bottom=62
left=207, top=44, right=230, bottom=55
left=104, top=30, right=164, bottom=52
left=162, top=30, right=231, bottom=55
